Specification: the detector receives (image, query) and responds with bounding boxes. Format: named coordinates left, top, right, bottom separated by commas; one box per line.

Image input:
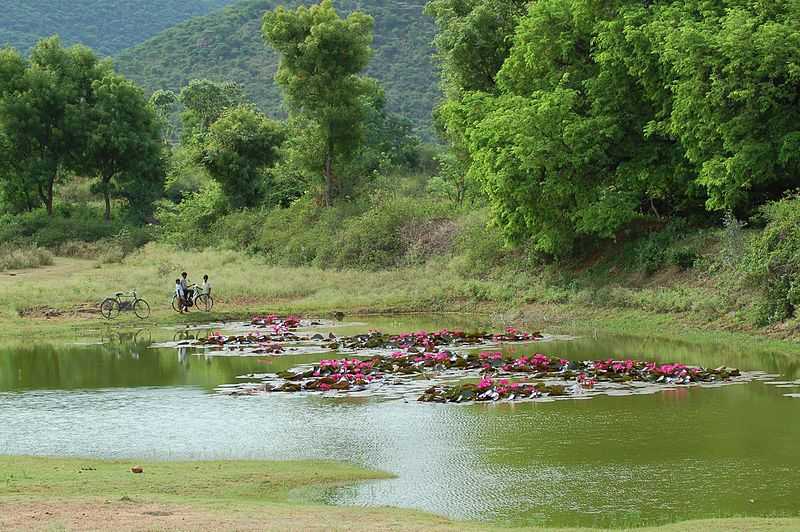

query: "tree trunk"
left=103, top=175, right=112, bottom=222
left=323, top=141, right=334, bottom=207
left=45, top=178, right=54, bottom=216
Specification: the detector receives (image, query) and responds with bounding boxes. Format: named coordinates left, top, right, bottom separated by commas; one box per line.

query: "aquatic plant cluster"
left=324, top=327, right=542, bottom=351
left=199, top=332, right=286, bottom=353
left=259, top=349, right=741, bottom=402
left=250, top=314, right=302, bottom=331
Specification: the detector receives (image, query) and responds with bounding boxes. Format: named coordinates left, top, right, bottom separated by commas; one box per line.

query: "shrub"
left=627, top=219, right=692, bottom=274
left=0, top=244, right=54, bottom=271
left=451, top=209, right=508, bottom=276
left=155, top=181, right=227, bottom=245
left=744, top=195, right=800, bottom=325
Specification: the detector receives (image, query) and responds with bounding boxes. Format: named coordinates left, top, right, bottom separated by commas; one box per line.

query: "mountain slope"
left=0, top=0, right=235, bottom=55
left=115, top=0, right=440, bottom=137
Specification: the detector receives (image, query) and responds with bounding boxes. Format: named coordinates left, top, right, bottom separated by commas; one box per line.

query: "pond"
left=1, top=314, right=799, bottom=528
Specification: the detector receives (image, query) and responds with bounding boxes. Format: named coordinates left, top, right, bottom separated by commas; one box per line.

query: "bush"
left=626, top=219, right=693, bottom=274
left=744, top=195, right=800, bottom=325
left=0, top=244, right=53, bottom=271
left=211, top=210, right=268, bottom=251
left=0, top=205, right=139, bottom=247
left=451, top=209, right=508, bottom=276
left=155, top=181, right=227, bottom=245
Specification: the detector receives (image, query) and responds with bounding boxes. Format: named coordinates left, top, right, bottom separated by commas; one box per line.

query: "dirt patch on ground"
left=0, top=499, right=459, bottom=532
left=17, top=303, right=100, bottom=320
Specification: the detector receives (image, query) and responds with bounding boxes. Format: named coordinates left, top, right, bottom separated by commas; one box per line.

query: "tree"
left=616, top=0, right=800, bottom=213
left=425, top=0, right=528, bottom=95
left=83, top=73, right=165, bottom=221
left=0, top=37, right=111, bottom=215
left=263, top=0, right=377, bottom=206
left=149, top=89, right=178, bottom=143
left=197, top=105, right=284, bottom=209
left=178, top=79, right=244, bottom=141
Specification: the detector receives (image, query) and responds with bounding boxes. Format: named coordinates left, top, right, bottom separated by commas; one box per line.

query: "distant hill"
left=115, top=0, right=440, bottom=137
left=0, top=0, right=235, bottom=55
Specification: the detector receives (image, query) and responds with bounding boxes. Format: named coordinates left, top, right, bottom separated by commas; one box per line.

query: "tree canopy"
left=197, top=105, right=284, bottom=209
left=263, top=0, right=378, bottom=205
left=430, top=0, right=800, bottom=254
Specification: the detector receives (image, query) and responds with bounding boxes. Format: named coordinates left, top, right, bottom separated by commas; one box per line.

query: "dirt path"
left=0, top=499, right=462, bottom=532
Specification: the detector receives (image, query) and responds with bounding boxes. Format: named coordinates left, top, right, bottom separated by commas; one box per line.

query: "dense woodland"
left=1, top=0, right=800, bottom=328
left=0, top=0, right=234, bottom=55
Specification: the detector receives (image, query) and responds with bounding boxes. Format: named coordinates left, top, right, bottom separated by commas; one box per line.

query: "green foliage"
left=451, top=209, right=508, bottom=276
left=612, top=0, right=800, bottom=212
left=263, top=0, right=377, bottom=205
left=163, top=147, right=211, bottom=202
left=0, top=205, right=140, bottom=247
left=431, top=0, right=800, bottom=256
left=197, top=105, right=284, bottom=208
left=0, top=37, right=113, bottom=215
left=425, top=0, right=527, bottom=95
left=84, top=73, right=165, bottom=220
left=179, top=79, right=244, bottom=140
left=744, top=195, right=800, bottom=325
left=0, top=0, right=233, bottom=55
left=155, top=181, right=227, bottom=245
left=115, top=0, right=439, bottom=138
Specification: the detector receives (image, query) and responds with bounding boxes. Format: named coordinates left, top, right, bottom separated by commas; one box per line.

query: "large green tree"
left=197, top=105, right=284, bottom=209
left=83, top=73, right=165, bottom=221
left=611, top=0, right=800, bottom=213
left=262, top=0, right=377, bottom=206
left=0, top=37, right=112, bottom=215
left=434, top=0, right=800, bottom=255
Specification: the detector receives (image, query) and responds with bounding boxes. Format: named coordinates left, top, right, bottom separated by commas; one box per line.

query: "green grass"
left=0, top=456, right=391, bottom=502
left=1, top=456, right=798, bottom=531
left=2, top=244, right=799, bottom=357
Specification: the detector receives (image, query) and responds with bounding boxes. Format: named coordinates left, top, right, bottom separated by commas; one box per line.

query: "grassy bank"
left=1, top=246, right=800, bottom=359
left=0, top=456, right=797, bottom=531
left=4, top=177, right=800, bottom=342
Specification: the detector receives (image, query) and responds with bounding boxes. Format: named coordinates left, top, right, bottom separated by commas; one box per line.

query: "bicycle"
left=100, top=290, right=151, bottom=320
left=171, top=284, right=214, bottom=313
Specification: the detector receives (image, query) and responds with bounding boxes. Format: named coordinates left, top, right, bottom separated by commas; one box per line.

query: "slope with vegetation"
left=115, top=0, right=439, bottom=137
left=0, top=0, right=234, bottom=55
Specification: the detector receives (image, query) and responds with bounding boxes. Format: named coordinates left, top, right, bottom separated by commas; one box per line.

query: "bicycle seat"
left=115, top=292, right=124, bottom=297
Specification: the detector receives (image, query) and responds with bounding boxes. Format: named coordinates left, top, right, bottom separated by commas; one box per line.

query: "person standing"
left=175, top=278, right=185, bottom=313
left=201, top=274, right=212, bottom=296
left=180, top=271, right=191, bottom=312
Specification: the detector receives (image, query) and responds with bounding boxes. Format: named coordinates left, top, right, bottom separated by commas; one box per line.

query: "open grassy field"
left=1, top=456, right=797, bottom=531
left=1, top=244, right=800, bottom=356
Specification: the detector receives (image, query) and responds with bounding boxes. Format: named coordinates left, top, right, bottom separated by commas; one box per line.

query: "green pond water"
left=1, top=314, right=799, bottom=528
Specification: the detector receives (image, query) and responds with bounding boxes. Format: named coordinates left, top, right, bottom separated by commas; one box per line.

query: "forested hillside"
left=0, top=0, right=234, bottom=55
left=115, top=0, right=439, bottom=136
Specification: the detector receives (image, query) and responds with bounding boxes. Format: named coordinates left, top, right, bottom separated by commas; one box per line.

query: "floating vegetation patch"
left=250, top=314, right=303, bottom=331
left=218, top=349, right=754, bottom=403
left=151, top=319, right=549, bottom=358
left=325, top=327, right=542, bottom=351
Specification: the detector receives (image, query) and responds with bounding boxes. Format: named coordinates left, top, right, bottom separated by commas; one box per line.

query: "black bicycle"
left=100, top=290, right=151, bottom=320
left=171, top=284, right=213, bottom=313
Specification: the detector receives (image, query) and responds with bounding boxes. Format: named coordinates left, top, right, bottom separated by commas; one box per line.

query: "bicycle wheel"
left=196, top=294, right=213, bottom=312
left=100, top=298, right=120, bottom=320
left=133, top=298, right=151, bottom=319
left=171, top=294, right=181, bottom=313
